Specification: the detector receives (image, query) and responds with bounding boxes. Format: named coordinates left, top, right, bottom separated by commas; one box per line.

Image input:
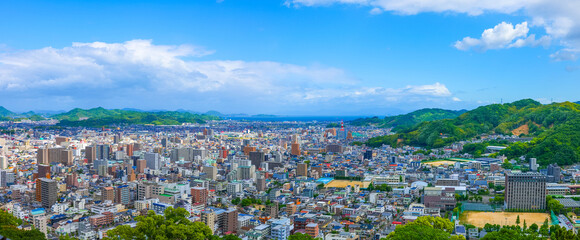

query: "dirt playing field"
left=423, top=160, right=458, bottom=166
left=325, top=180, right=370, bottom=188
left=461, top=211, right=550, bottom=228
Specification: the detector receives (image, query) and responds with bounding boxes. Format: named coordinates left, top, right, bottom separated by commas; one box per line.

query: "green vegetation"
left=231, top=197, right=262, bottom=207
left=351, top=108, right=465, bottom=129
left=546, top=196, right=565, bottom=214
left=383, top=216, right=464, bottom=240
left=0, top=209, right=47, bottom=240
left=461, top=140, right=509, bottom=157
left=289, top=233, right=319, bottom=240
left=54, top=107, right=219, bottom=127
left=103, top=207, right=229, bottom=240
left=367, top=183, right=392, bottom=192
left=366, top=99, right=580, bottom=166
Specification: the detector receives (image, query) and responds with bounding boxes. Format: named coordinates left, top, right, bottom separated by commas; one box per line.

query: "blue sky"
left=0, top=0, right=579, bottom=115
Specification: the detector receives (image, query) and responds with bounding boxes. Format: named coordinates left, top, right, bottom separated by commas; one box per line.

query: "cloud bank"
left=286, top=0, right=580, bottom=61
left=0, top=40, right=458, bottom=114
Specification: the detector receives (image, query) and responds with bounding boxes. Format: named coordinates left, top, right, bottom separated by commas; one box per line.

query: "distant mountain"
left=365, top=99, right=580, bottom=166
left=351, top=108, right=466, bottom=130
left=53, top=107, right=219, bottom=127
left=204, top=111, right=223, bottom=117
left=0, top=106, right=14, bottom=117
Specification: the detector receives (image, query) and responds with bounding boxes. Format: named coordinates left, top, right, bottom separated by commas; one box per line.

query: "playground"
left=325, top=180, right=371, bottom=188
left=422, top=158, right=474, bottom=167
left=460, top=211, right=550, bottom=228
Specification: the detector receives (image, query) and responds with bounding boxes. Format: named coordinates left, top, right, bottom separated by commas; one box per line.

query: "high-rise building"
left=249, top=151, right=265, bottom=168
left=125, top=144, right=134, bottom=158
left=40, top=178, right=57, bottom=208
left=297, top=163, right=308, bottom=177
left=529, top=158, right=538, bottom=171
left=85, top=146, right=96, bottom=164
left=38, top=164, right=51, bottom=179
left=116, top=185, right=130, bottom=205
left=0, top=155, right=7, bottom=169
left=96, top=144, right=110, bottom=160
left=136, top=159, right=146, bottom=173
left=191, top=187, right=208, bottom=205
left=257, top=177, right=266, bottom=192
left=291, top=143, right=300, bottom=156
left=37, top=148, right=49, bottom=165
left=55, top=136, right=70, bottom=145
left=201, top=209, right=217, bottom=234
left=102, top=187, right=115, bottom=202
left=66, top=172, right=78, bottom=188
left=145, top=153, right=161, bottom=170
left=547, top=164, right=561, bottom=183
left=204, top=166, right=217, bottom=180
left=505, top=172, right=546, bottom=210
left=223, top=208, right=238, bottom=234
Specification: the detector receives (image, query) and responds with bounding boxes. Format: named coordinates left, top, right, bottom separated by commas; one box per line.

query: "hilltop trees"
left=103, top=207, right=214, bottom=240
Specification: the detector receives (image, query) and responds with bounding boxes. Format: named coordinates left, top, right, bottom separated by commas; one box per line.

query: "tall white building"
left=145, top=152, right=161, bottom=170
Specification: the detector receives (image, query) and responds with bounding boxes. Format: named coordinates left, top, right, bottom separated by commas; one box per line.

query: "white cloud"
left=0, top=40, right=459, bottom=114
left=286, top=0, right=580, bottom=60
left=550, top=49, right=579, bottom=61
left=454, top=22, right=550, bottom=51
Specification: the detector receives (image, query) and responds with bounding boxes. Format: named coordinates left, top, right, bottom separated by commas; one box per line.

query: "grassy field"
left=325, top=180, right=371, bottom=188
left=460, top=211, right=550, bottom=228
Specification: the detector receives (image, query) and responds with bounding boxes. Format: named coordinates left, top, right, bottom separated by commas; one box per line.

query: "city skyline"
left=0, top=0, right=579, bottom=115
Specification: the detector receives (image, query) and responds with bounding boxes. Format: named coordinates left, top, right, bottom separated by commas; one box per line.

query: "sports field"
left=325, top=180, right=370, bottom=188
left=423, top=160, right=458, bottom=166
left=460, top=211, right=550, bottom=228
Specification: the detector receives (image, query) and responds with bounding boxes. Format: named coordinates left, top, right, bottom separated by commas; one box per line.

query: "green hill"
left=54, top=107, right=219, bottom=127
left=351, top=108, right=466, bottom=130
left=365, top=99, right=580, bottom=166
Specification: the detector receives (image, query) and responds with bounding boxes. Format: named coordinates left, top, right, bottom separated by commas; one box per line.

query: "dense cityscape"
left=2, top=0, right=580, bottom=239
left=1, top=101, right=580, bottom=240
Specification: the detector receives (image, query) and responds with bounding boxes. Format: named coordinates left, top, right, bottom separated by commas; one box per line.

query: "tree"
left=222, top=234, right=242, bottom=240
left=539, top=218, right=549, bottom=236
left=385, top=216, right=457, bottom=240
left=548, top=199, right=565, bottom=214
left=481, top=228, right=542, bottom=240
left=550, top=225, right=576, bottom=240
left=289, top=233, right=315, bottom=240
left=529, top=223, right=539, bottom=233
left=0, top=210, right=46, bottom=240
left=103, top=207, right=213, bottom=240
left=516, top=215, right=520, bottom=225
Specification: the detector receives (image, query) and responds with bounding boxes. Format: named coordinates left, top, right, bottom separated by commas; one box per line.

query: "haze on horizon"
left=0, top=0, right=579, bottom=116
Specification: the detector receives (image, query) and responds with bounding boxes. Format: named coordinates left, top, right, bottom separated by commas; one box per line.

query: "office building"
left=145, top=152, right=161, bottom=170
left=505, top=172, right=546, bottom=210
left=249, top=151, right=265, bottom=169
left=85, top=146, right=96, bottom=164
left=96, top=144, right=110, bottom=160
left=40, top=178, right=57, bottom=208
left=297, top=163, right=308, bottom=177
left=204, top=165, right=217, bottom=180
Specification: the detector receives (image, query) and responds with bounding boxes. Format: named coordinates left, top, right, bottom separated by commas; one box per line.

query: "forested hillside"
left=365, top=99, right=580, bottom=166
